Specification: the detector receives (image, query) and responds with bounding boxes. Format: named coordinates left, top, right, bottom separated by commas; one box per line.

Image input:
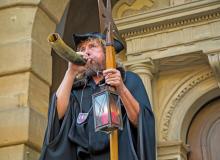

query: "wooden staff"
left=105, top=25, right=118, bottom=160
left=98, top=0, right=125, bottom=159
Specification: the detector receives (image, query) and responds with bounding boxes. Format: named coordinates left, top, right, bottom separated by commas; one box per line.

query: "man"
left=40, top=32, right=156, bottom=160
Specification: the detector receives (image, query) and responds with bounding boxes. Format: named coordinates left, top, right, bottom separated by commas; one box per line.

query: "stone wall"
left=0, top=0, right=69, bottom=159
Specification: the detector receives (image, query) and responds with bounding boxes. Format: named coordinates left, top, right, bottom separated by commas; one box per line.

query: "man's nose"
left=84, top=47, right=91, bottom=56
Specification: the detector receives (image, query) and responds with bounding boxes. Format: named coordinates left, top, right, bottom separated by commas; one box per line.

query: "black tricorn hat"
left=73, top=32, right=124, bottom=53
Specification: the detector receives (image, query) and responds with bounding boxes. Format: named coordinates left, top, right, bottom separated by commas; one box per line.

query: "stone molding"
left=206, top=50, right=220, bottom=88
left=114, top=0, right=220, bottom=39
left=160, top=70, right=213, bottom=141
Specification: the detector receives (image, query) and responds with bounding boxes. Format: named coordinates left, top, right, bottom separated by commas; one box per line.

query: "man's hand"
left=67, top=52, right=89, bottom=76
left=103, top=68, right=140, bottom=126
left=103, top=68, right=126, bottom=93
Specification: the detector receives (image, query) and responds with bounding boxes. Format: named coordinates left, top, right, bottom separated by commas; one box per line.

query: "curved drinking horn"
left=48, top=33, right=86, bottom=65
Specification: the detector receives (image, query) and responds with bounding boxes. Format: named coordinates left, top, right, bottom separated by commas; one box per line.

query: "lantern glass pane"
left=93, top=92, right=109, bottom=128
left=109, top=93, right=120, bottom=125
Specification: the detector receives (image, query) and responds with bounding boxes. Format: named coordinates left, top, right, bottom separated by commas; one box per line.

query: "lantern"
left=92, top=85, right=123, bottom=133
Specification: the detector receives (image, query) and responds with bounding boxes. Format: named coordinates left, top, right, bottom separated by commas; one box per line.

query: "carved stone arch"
left=158, top=70, right=213, bottom=140
left=112, top=0, right=155, bottom=18
left=32, top=0, right=70, bottom=43
left=158, top=69, right=206, bottom=123
left=159, top=70, right=220, bottom=142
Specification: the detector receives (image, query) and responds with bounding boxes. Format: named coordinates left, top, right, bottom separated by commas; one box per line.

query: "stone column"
left=127, top=62, right=155, bottom=107
left=0, top=0, right=68, bottom=159
left=207, top=51, right=220, bottom=88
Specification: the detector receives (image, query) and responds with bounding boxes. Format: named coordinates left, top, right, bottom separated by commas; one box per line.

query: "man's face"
left=77, top=38, right=105, bottom=77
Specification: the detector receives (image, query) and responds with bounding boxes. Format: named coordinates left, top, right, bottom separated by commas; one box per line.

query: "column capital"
left=123, top=58, right=156, bottom=107
left=206, top=50, right=220, bottom=88
left=124, top=58, right=157, bottom=78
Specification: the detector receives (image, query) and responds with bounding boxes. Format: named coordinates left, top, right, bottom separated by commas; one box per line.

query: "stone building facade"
left=0, top=0, right=220, bottom=159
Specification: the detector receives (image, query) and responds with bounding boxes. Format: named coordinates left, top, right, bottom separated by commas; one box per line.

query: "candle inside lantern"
left=111, top=110, right=119, bottom=125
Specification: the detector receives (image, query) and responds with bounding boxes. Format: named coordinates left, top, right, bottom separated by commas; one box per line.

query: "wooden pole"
left=110, top=130, right=118, bottom=160
left=105, top=45, right=118, bottom=160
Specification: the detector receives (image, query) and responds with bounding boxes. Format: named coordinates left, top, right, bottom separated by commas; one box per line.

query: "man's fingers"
left=106, top=77, right=120, bottom=81
left=103, top=68, right=119, bottom=76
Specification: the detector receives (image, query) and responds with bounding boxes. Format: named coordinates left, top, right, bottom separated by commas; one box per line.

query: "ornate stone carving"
left=112, top=0, right=155, bottom=18
left=207, top=51, right=220, bottom=88
left=160, top=71, right=213, bottom=141
left=119, top=10, right=220, bottom=39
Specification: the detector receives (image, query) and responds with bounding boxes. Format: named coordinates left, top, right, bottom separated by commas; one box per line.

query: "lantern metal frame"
left=92, top=86, right=123, bottom=133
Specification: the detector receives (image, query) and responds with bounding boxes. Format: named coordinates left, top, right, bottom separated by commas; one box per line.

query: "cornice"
left=115, top=0, right=220, bottom=39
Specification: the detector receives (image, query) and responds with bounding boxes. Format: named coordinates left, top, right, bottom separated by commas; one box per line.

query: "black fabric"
left=39, top=71, right=156, bottom=160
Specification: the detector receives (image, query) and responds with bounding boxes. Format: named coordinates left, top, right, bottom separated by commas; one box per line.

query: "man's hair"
left=76, top=37, right=106, bottom=52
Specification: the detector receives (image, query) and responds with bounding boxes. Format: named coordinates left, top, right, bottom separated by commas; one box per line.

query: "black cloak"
left=39, top=71, right=156, bottom=160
